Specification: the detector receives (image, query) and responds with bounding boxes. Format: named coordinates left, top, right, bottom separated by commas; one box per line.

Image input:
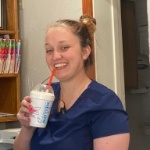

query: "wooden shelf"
left=0, top=30, right=16, bottom=35
left=0, top=73, right=19, bottom=78
left=0, top=115, right=17, bottom=122
left=0, top=0, right=20, bottom=123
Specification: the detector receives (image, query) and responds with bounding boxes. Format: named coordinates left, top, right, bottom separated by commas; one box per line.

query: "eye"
left=46, top=49, right=53, bottom=54
left=60, top=46, right=69, bottom=51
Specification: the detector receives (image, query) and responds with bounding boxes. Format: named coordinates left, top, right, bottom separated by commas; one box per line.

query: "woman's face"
left=45, top=26, right=90, bottom=81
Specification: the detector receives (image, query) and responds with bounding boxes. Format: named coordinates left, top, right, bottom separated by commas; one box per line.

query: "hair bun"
left=79, top=15, right=96, bottom=36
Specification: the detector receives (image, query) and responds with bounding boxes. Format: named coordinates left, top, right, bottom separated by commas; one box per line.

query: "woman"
left=14, top=15, right=130, bottom=150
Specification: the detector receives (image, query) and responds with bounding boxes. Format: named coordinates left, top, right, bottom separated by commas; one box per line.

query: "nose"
left=52, top=50, right=62, bottom=60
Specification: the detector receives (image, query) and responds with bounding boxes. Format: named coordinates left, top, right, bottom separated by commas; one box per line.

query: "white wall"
left=93, top=0, right=125, bottom=107
left=19, top=0, right=82, bottom=98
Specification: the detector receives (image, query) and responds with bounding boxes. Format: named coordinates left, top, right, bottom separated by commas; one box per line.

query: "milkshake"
left=29, top=84, right=55, bottom=128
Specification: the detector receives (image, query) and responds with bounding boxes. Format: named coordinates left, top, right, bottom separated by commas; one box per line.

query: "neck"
left=60, top=72, right=90, bottom=92
left=59, top=75, right=91, bottom=110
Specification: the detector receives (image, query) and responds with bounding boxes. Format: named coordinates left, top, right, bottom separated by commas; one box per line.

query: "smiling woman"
left=14, top=13, right=129, bottom=150
left=13, top=1, right=129, bottom=149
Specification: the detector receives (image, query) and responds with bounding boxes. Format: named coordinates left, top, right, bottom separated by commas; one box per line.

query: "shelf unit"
left=0, top=0, right=20, bottom=122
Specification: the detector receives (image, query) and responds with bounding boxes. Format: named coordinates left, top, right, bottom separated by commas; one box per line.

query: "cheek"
left=45, top=55, right=49, bottom=64
left=46, top=55, right=52, bottom=65
left=70, top=52, right=83, bottom=63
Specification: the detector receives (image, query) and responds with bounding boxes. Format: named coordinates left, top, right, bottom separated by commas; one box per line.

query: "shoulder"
left=86, top=82, right=129, bottom=139
left=88, top=80, right=115, bottom=95
left=85, top=80, right=124, bottom=110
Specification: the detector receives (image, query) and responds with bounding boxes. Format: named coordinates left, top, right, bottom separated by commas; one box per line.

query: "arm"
left=94, top=133, right=130, bottom=150
left=13, top=96, right=36, bottom=150
left=14, top=126, right=35, bottom=150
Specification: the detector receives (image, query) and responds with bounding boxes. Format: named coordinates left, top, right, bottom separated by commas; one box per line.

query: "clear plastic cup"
left=29, top=84, right=55, bottom=128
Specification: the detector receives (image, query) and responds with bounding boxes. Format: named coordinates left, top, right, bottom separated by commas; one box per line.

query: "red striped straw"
left=46, top=68, right=55, bottom=92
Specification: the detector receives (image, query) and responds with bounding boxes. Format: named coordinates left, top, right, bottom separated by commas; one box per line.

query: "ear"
left=82, top=45, right=91, bottom=60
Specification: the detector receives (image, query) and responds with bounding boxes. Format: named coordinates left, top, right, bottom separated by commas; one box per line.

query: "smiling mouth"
left=54, top=63, right=67, bottom=68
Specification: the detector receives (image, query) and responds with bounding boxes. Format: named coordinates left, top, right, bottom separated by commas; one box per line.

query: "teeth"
left=55, top=63, right=67, bottom=68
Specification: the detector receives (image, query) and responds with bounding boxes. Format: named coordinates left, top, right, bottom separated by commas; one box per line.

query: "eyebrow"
left=45, top=40, right=67, bottom=46
left=58, top=41, right=67, bottom=43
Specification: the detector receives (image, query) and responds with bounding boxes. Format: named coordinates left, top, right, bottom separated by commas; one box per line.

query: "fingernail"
left=28, top=104, right=32, bottom=109
left=29, top=108, right=36, bottom=113
left=29, top=109, right=33, bottom=113
left=26, top=117, right=30, bottom=121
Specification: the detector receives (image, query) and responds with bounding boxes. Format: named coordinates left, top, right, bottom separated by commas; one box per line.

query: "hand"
left=17, top=96, right=34, bottom=129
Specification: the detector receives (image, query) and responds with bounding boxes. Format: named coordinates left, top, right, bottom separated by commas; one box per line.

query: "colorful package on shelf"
left=9, top=39, right=16, bottom=73
left=0, top=39, right=21, bottom=74
left=0, top=39, right=9, bottom=73
left=14, top=40, right=21, bottom=73
left=0, top=39, right=3, bottom=73
left=3, top=39, right=10, bottom=73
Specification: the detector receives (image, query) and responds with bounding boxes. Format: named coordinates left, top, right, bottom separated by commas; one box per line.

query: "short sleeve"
left=90, top=110, right=129, bottom=139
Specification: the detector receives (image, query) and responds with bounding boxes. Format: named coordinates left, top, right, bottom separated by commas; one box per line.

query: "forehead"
left=46, top=26, right=74, bottom=36
left=45, top=26, right=79, bottom=44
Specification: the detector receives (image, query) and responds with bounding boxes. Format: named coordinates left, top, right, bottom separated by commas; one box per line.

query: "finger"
left=19, top=106, right=30, bottom=115
left=24, top=96, right=31, bottom=102
left=17, top=112, right=30, bottom=122
left=21, top=97, right=31, bottom=108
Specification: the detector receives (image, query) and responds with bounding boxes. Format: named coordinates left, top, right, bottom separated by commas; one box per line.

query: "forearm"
left=13, top=126, right=35, bottom=150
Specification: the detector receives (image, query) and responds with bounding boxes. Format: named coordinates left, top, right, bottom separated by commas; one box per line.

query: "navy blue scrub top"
left=30, top=80, right=129, bottom=150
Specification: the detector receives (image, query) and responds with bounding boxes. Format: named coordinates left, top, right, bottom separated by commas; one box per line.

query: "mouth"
left=54, top=63, right=67, bottom=68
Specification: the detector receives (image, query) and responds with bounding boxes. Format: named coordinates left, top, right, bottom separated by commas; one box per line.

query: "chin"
left=56, top=76, right=69, bottom=82
left=55, top=75, right=65, bottom=81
